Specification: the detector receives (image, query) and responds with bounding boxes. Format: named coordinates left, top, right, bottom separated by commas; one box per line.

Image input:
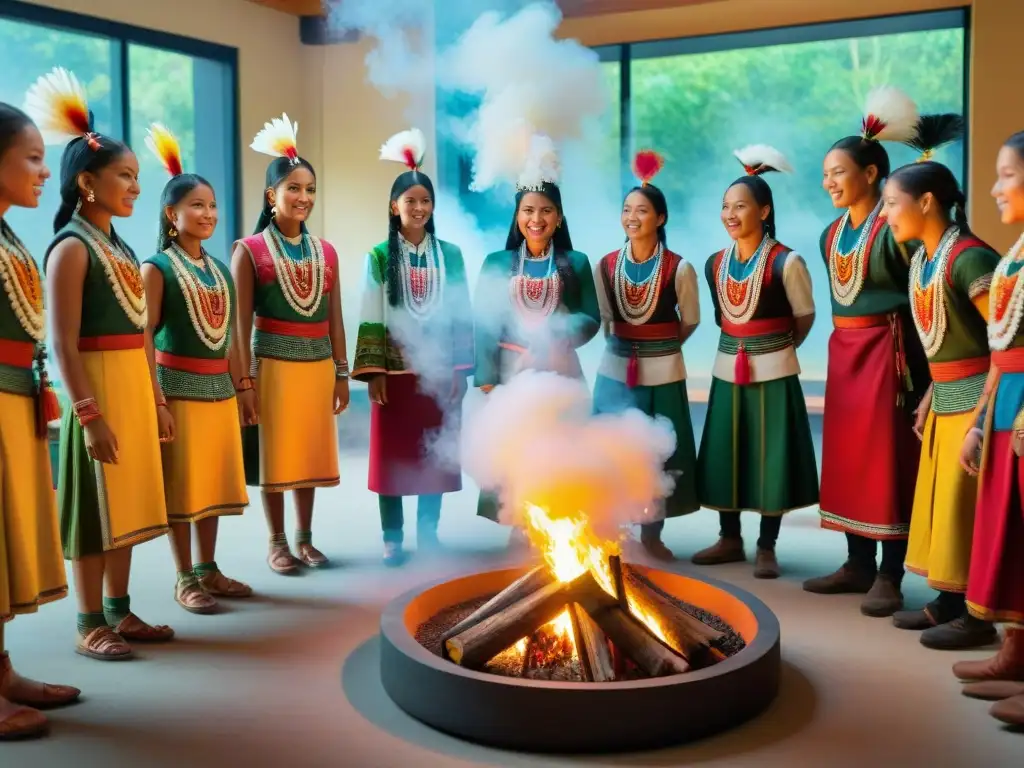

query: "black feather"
left=906, top=113, right=965, bottom=154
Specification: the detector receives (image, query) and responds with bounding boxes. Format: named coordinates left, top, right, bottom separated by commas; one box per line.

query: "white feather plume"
left=250, top=113, right=299, bottom=161
left=22, top=66, right=92, bottom=145
left=733, top=144, right=793, bottom=175
left=861, top=86, right=919, bottom=142
left=379, top=128, right=426, bottom=170
left=516, top=134, right=561, bottom=192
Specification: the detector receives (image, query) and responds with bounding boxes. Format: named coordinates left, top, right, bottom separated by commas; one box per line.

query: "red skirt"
left=819, top=323, right=920, bottom=539
left=368, top=373, right=462, bottom=497
left=967, top=430, right=1024, bottom=623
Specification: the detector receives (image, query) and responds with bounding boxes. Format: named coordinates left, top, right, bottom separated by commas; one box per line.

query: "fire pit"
left=379, top=560, right=780, bottom=752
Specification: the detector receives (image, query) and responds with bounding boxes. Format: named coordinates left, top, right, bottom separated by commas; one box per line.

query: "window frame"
left=0, top=0, right=242, bottom=243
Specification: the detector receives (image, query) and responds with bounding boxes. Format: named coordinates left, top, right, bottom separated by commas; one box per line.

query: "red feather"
left=861, top=114, right=886, bottom=141
left=402, top=147, right=417, bottom=170
left=167, top=154, right=183, bottom=177
left=284, top=146, right=298, bottom=160
left=632, top=150, right=664, bottom=185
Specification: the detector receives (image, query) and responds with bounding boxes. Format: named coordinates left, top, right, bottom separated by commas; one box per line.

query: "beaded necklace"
left=398, top=233, right=445, bottom=320
left=263, top=224, right=326, bottom=318
left=510, top=241, right=561, bottom=326
left=988, top=231, right=1024, bottom=351
left=166, top=243, right=231, bottom=352
left=716, top=234, right=775, bottom=324
left=909, top=225, right=959, bottom=357
left=73, top=212, right=146, bottom=329
left=614, top=241, right=664, bottom=325
left=0, top=223, right=45, bottom=342
left=829, top=201, right=882, bottom=307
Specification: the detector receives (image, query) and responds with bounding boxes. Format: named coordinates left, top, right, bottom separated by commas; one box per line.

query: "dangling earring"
left=86, top=189, right=95, bottom=204
left=168, top=226, right=178, bottom=239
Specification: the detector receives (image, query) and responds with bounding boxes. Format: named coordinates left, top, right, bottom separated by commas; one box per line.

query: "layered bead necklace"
left=0, top=224, right=45, bottom=342
left=510, top=241, right=561, bottom=326
left=716, top=234, right=775, bottom=324
left=398, top=233, right=445, bottom=321
left=614, top=241, right=664, bottom=325
left=988, top=231, right=1024, bottom=351
left=166, top=243, right=231, bottom=352
left=264, top=224, right=326, bottom=318
left=829, top=201, right=881, bottom=307
left=74, top=212, right=147, bottom=329
left=909, top=225, right=959, bottom=357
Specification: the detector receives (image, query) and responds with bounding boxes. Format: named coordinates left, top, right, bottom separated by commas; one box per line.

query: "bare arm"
left=47, top=239, right=93, bottom=404
left=230, top=242, right=255, bottom=382
left=328, top=280, right=347, bottom=364
left=793, top=315, right=815, bottom=348
left=141, top=264, right=166, bottom=405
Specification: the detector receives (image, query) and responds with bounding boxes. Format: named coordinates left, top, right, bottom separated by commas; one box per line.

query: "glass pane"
left=126, top=43, right=235, bottom=263
left=0, top=15, right=117, bottom=267
left=629, top=25, right=965, bottom=391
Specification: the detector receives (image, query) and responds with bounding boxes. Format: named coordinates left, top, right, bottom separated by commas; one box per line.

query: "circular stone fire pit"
left=379, top=565, right=781, bottom=753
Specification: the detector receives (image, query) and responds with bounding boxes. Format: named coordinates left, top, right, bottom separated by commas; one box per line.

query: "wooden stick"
left=588, top=605, right=690, bottom=677
left=570, top=602, right=616, bottom=683
left=608, top=554, right=628, bottom=611
left=445, top=571, right=605, bottom=670
left=441, top=565, right=555, bottom=653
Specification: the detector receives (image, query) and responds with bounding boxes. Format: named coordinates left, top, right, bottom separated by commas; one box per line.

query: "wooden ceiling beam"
left=245, top=0, right=323, bottom=16
left=245, top=0, right=727, bottom=19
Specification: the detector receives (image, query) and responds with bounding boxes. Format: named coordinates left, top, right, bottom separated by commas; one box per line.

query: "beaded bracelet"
left=235, top=376, right=255, bottom=393
left=74, top=398, right=102, bottom=426
left=334, top=359, right=350, bottom=380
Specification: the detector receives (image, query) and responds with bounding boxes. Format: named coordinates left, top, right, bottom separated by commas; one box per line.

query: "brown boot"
left=962, top=680, right=1024, bottom=701
left=0, top=695, right=47, bottom=740
left=802, top=562, right=876, bottom=594
left=0, top=653, right=80, bottom=709
left=990, top=694, right=1024, bottom=727
left=953, top=626, right=1024, bottom=682
left=641, top=536, right=676, bottom=563
left=753, top=548, right=780, bottom=579
left=860, top=574, right=903, bottom=617
left=691, top=538, right=745, bottom=566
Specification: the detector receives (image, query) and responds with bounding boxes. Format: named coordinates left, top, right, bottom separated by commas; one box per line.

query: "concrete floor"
left=5, top=452, right=1022, bottom=767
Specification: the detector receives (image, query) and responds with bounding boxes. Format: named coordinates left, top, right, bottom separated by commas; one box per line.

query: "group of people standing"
left=0, top=62, right=1021, bottom=740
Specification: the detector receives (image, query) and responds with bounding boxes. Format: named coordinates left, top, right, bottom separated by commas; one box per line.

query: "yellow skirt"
left=162, top=398, right=248, bottom=523
left=906, top=408, right=979, bottom=592
left=0, top=391, right=67, bottom=620
left=253, top=357, right=339, bottom=492
left=58, top=348, right=168, bottom=557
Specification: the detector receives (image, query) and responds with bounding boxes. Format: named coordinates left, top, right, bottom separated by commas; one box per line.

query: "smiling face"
left=269, top=166, right=316, bottom=224
left=0, top=123, right=49, bottom=209
left=516, top=191, right=561, bottom=247
left=822, top=148, right=878, bottom=210
left=168, top=183, right=217, bottom=243
left=621, top=190, right=665, bottom=242
left=80, top=150, right=140, bottom=217
left=721, top=183, right=768, bottom=242
left=392, top=183, right=433, bottom=235
left=992, top=144, right=1024, bottom=226
left=881, top=178, right=929, bottom=244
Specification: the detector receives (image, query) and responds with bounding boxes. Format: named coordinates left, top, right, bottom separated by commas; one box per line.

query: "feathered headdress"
left=633, top=150, right=664, bottom=187
left=905, top=113, right=965, bottom=163
left=145, top=123, right=184, bottom=177
left=250, top=113, right=299, bottom=165
left=516, top=134, right=561, bottom=193
left=22, top=66, right=99, bottom=150
left=733, top=145, right=793, bottom=176
left=380, top=128, right=426, bottom=172
left=860, top=86, right=919, bottom=143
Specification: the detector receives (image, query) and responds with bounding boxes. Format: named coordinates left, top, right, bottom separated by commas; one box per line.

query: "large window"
left=436, top=10, right=967, bottom=388
left=0, top=0, right=239, bottom=271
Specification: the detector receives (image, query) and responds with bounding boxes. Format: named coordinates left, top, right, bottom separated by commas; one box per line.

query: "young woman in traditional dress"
left=32, top=68, right=174, bottom=660
left=142, top=124, right=252, bottom=612
left=232, top=114, right=348, bottom=574
left=953, top=131, right=1024, bottom=726
left=692, top=145, right=818, bottom=579
left=353, top=129, right=473, bottom=566
left=883, top=122, right=1000, bottom=650
left=473, top=136, right=600, bottom=536
left=804, top=87, right=932, bottom=618
left=0, top=99, right=81, bottom=739
left=592, top=150, right=700, bottom=561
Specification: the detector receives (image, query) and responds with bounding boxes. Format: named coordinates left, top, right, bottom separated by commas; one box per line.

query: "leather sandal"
left=113, top=613, right=175, bottom=643
left=76, top=626, right=133, bottom=661
left=198, top=571, right=253, bottom=598
left=296, top=542, right=328, bottom=568
left=268, top=545, right=299, bottom=574
left=0, top=696, right=47, bottom=740
left=0, top=654, right=80, bottom=709
left=175, top=578, right=218, bottom=615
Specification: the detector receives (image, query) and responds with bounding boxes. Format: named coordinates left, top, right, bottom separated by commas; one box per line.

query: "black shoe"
left=921, top=616, right=999, bottom=651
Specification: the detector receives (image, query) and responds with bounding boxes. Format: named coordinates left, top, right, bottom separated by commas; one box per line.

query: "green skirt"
left=696, top=375, right=819, bottom=515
